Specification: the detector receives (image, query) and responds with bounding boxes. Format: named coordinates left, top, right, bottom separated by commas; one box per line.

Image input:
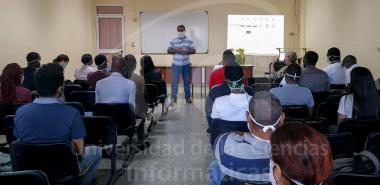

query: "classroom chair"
left=70, top=91, right=95, bottom=112
left=10, top=141, right=88, bottom=185
left=210, top=119, right=249, bottom=146
left=326, top=132, right=354, bottom=159
left=330, top=173, right=380, bottom=185
left=316, top=102, right=339, bottom=125
left=282, top=105, right=309, bottom=120
left=82, top=116, right=124, bottom=184
left=0, top=170, right=50, bottom=185
left=63, top=84, right=83, bottom=101
left=220, top=175, right=271, bottom=185
left=338, top=119, right=380, bottom=152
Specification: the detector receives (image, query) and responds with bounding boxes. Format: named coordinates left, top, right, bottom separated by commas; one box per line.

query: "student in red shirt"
left=209, top=50, right=236, bottom=89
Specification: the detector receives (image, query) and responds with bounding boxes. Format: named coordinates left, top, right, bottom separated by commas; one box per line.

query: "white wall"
left=0, top=0, right=95, bottom=79
left=95, top=0, right=301, bottom=76
left=300, top=0, right=380, bottom=78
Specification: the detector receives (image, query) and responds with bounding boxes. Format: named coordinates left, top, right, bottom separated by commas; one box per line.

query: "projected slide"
left=227, top=15, right=284, bottom=55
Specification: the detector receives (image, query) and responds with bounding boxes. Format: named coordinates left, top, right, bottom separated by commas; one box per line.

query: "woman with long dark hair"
left=270, top=123, right=333, bottom=185
left=140, top=55, right=167, bottom=96
left=337, top=67, right=380, bottom=124
left=0, top=63, right=32, bottom=104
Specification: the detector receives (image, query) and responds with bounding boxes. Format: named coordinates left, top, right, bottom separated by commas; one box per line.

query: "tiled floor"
left=110, top=97, right=213, bottom=185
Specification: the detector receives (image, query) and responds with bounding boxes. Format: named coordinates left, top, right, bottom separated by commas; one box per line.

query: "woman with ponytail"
left=0, top=63, right=32, bottom=104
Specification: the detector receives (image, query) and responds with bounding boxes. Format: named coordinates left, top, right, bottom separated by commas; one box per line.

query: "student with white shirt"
left=337, top=67, right=380, bottom=124
left=74, top=54, right=96, bottom=81
left=95, top=56, right=136, bottom=108
left=341, top=55, right=359, bottom=85
left=211, top=65, right=252, bottom=121
left=323, top=47, right=346, bottom=86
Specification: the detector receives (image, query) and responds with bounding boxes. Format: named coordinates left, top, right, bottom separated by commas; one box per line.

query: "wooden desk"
left=157, top=64, right=254, bottom=97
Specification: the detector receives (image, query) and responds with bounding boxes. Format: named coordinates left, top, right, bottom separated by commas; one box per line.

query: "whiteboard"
left=140, top=11, right=209, bottom=54
left=227, top=15, right=284, bottom=55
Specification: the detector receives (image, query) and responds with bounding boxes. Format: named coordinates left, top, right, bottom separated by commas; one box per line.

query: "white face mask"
left=178, top=31, right=186, bottom=38
left=61, top=62, right=68, bottom=69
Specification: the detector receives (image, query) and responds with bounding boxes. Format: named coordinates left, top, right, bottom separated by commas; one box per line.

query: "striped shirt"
left=214, top=132, right=271, bottom=182
left=168, top=36, right=195, bottom=66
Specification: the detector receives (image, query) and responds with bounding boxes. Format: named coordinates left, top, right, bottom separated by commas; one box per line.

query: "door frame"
left=96, top=14, right=125, bottom=55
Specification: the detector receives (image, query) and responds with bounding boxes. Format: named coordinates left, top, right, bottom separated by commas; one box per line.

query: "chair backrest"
left=0, top=170, right=50, bottom=185
left=3, top=115, right=15, bottom=145
left=338, top=119, right=380, bottom=152
left=330, top=84, right=346, bottom=90
left=82, top=116, right=117, bottom=146
left=0, top=103, right=26, bottom=135
left=63, top=84, right=83, bottom=101
left=282, top=105, right=309, bottom=120
left=145, top=84, right=159, bottom=105
left=63, top=102, right=85, bottom=115
left=312, top=91, right=332, bottom=108
left=273, top=62, right=286, bottom=72
left=73, top=80, right=90, bottom=91
left=365, top=132, right=380, bottom=151
left=210, top=119, right=249, bottom=146
left=330, top=173, right=380, bottom=185
left=220, top=175, right=271, bottom=185
left=251, top=83, right=273, bottom=92
left=248, top=77, right=271, bottom=86
left=150, top=80, right=167, bottom=97
left=326, top=132, right=354, bottom=159
left=316, top=102, right=339, bottom=125
left=93, top=103, right=136, bottom=136
left=70, top=91, right=95, bottom=112
left=10, top=141, right=80, bottom=184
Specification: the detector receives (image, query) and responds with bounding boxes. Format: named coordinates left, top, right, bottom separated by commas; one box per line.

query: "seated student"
left=53, top=54, right=70, bottom=70
left=95, top=56, right=136, bottom=108
left=87, top=54, right=110, bottom=89
left=209, top=50, right=236, bottom=89
left=337, top=67, right=380, bottom=124
left=125, top=54, right=148, bottom=118
left=323, top=47, right=346, bottom=86
left=22, top=52, right=41, bottom=91
left=13, top=63, right=102, bottom=185
left=211, top=65, right=252, bottom=121
left=299, top=51, right=330, bottom=92
left=342, top=55, right=359, bottom=86
left=208, top=91, right=285, bottom=185
left=74, top=54, right=96, bottom=81
left=271, top=64, right=314, bottom=117
left=0, top=63, right=32, bottom=104
left=140, top=55, right=167, bottom=97
left=273, top=51, right=297, bottom=83
left=270, top=123, right=333, bottom=185
left=205, top=65, right=254, bottom=132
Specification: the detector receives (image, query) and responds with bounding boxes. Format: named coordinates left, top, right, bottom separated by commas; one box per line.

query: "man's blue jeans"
left=171, top=64, right=191, bottom=99
left=208, top=160, right=224, bottom=185
left=79, top=146, right=102, bottom=185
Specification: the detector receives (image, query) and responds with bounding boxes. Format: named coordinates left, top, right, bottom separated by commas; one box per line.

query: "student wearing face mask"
left=95, top=55, right=136, bottom=108
left=270, top=123, right=333, bottom=185
left=208, top=91, right=285, bottom=185
left=0, top=63, right=32, bottom=104
left=211, top=65, right=252, bottom=121
left=323, top=47, right=346, bottom=86
left=74, top=54, right=96, bottom=81
left=53, top=54, right=70, bottom=70
left=341, top=55, right=359, bottom=86
left=271, top=64, right=314, bottom=118
left=22, top=52, right=41, bottom=91
left=167, top=25, right=196, bottom=104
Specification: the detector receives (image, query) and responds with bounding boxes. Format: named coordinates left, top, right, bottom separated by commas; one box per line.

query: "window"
left=227, top=15, right=284, bottom=55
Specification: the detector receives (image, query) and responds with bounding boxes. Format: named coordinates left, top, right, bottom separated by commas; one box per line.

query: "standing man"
left=167, top=25, right=196, bottom=104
